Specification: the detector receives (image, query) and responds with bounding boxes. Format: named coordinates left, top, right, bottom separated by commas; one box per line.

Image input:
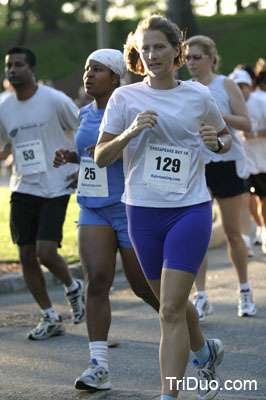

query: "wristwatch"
left=213, top=137, right=225, bottom=153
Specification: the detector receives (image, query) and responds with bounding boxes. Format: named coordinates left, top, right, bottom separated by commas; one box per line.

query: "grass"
left=0, top=185, right=80, bottom=264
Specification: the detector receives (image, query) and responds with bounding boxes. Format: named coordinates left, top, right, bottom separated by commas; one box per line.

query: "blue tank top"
left=75, top=102, right=124, bottom=208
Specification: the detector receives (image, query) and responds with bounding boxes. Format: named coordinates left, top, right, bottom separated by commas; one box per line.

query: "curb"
left=0, top=208, right=226, bottom=294
left=0, top=253, right=123, bottom=294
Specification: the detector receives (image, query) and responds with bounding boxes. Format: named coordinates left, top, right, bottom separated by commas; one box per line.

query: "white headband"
left=87, top=49, right=127, bottom=85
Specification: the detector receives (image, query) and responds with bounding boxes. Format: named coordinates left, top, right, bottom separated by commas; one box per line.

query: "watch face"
left=218, top=137, right=224, bottom=149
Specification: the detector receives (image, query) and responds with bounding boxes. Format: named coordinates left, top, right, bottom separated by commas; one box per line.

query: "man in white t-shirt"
left=0, top=47, right=85, bottom=340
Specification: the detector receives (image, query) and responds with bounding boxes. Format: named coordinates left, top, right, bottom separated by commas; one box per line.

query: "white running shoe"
left=75, top=358, right=111, bottom=390
left=238, top=289, right=257, bottom=317
left=193, top=338, right=224, bottom=400
left=28, top=314, right=65, bottom=340
left=193, top=293, right=213, bottom=322
left=66, top=279, right=85, bottom=324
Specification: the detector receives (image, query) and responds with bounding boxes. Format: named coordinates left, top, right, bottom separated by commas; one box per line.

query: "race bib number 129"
left=143, top=144, right=191, bottom=193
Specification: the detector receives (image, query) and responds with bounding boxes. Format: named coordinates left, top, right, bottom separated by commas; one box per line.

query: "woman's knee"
left=159, top=299, right=186, bottom=324
left=224, top=228, right=242, bottom=245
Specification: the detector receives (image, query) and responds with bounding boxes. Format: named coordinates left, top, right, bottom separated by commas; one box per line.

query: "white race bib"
left=77, top=156, right=109, bottom=197
left=15, top=139, right=47, bottom=176
left=143, top=144, right=191, bottom=193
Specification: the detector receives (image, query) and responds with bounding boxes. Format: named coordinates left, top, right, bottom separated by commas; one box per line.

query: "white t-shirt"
left=0, top=84, right=79, bottom=197
left=100, top=80, right=226, bottom=208
left=241, top=92, right=266, bottom=175
left=203, top=75, right=246, bottom=164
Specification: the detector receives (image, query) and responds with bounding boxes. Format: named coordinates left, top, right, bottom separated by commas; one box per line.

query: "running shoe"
left=75, top=358, right=111, bottom=390
left=193, top=338, right=224, bottom=400
left=66, top=279, right=85, bottom=324
left=193, top=293, right=213, bottom=322
left=238, top=289, right=257, bottom=317
left=28, top=314, right=65, bottom=340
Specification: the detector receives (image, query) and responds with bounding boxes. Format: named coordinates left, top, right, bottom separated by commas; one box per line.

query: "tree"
left=236, top=0, right=244, bottom=11
left=216, top=0, right=222, bottom=14
left=167, top=0, right=198, bottom=38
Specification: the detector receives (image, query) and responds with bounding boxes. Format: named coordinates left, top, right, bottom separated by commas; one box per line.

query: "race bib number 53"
left=143, top=144, right=191, bottom=193
left=15, top=139, right=47, bottom=175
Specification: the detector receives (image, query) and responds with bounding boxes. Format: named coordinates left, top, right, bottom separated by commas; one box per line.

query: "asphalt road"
left=0, top=242, right=266, bottom=400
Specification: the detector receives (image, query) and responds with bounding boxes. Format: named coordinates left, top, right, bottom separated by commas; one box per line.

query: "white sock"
left=89, top=341, right=108, bottom=370
left=42, top=307, right=59, bottom=320
left=161, top=395, right=176, bottom=400
left=65, top=279, right=79, bottom=293
left=196, top=291, right=206, bottom=297
left=239, top=282, right=251, bottom=292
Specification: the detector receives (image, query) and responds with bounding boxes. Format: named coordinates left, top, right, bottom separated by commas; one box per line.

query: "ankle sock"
left=161, top=395, right=176, bottom=400
left=89, top=341, right=108, bottom=370
left=42, top=307, right=59, bottom=320
left=239, top=282, right=251, bottom=292
left=65, top=279, right=79, bottom=293
left=193, top=341, right=210, bottom=365
left=196, top=291, right=206, bottom=297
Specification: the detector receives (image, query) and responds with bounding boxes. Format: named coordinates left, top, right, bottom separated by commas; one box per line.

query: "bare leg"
left=149, top=270, right=198, bottom=398
left=119, top=246, right=160, bottom=312
left=241, top=192, right=252, bottom=236
left=78, top=225, right=117, bottom=341
left=260, top=197, right=266, bottom=227
left=217, top=194, right=248, bottom=283
left=37, top=240, right=73, bottom=287
left=19, top=244, right=52, bottom=309
left=250, top=194, right=263, bottom=227
left=195, top=254, right=208, bottom=292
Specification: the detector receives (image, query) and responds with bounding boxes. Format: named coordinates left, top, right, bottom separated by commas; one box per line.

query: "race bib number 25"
left=77, top=156, right=109, bottom=197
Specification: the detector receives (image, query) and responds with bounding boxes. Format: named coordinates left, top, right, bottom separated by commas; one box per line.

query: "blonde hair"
left=124, top=14, right=187, bottom=76
left=186, top=35, right=220, bottom=72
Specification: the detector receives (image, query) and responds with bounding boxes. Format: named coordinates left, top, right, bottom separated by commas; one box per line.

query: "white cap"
left=229, top=69, right=252, bottom=86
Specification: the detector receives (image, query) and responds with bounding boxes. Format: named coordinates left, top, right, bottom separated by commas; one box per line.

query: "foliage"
left=0, top=186, right=80, bottom=264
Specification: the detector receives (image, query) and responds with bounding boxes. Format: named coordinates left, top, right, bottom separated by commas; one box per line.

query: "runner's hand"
left=84, top=144, right=96, bottom=158
left=125, top=110, right=158, bottom=139
left=65, top=170, right=79, bottom=189
left=200, top=122, right=219, bottom=151
left=53, top=149, right=70, bottom=167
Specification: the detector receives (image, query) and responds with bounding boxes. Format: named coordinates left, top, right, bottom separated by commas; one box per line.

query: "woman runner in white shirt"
left=95, top=15, right=232, bottom=400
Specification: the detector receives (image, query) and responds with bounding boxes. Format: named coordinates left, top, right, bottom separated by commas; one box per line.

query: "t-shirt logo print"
left=9, top=128, right=18, bottom=138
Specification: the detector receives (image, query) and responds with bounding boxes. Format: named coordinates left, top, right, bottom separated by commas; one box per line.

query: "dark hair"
left=242, top=65, right=256, bottom=81
left=256, top=65, right=266, bottom=87
left=5, top=47, right=36, bottom=68
left=124, top=14, right=186, bottom=75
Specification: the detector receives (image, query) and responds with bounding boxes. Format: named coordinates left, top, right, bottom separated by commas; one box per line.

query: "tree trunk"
left=16, top=14, right=28, bottom=45
left=167, top=0, right=198, bottom=38
left=236, top=0, right=244, bottom=11
left=216, top=0, right=221, bottom=14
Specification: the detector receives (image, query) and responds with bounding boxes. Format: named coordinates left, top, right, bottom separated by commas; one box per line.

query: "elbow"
left=244, top=117, right=251, bottom=132
left=94, top=150, right=106, bottom=168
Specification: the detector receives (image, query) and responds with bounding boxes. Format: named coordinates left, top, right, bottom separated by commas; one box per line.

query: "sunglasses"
left=186, top=54, right=209, bottom=61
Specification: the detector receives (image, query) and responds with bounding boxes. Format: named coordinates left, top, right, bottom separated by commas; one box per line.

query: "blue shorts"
left=78, top=202, right=132, bottom=248
left=126, top=202, right=212, bottom=280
